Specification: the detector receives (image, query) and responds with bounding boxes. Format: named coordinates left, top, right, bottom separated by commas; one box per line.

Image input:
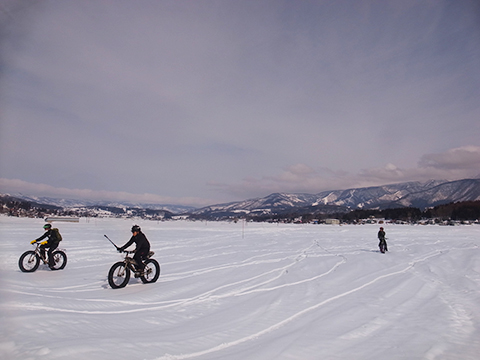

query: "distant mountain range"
left=1, top=195, right=194, bottom=214
left=2, top=178, right=479, bottom=219
left=190, top=179, right=480, bottom=218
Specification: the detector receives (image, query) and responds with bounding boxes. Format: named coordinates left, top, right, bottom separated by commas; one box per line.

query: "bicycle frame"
left=120, top=250, right=154, bottom=270
left=121, top=251, right=138, bottom=271
left=36, top=242, right=66, bottom=260
left=31, top=242, right=51, bottom=264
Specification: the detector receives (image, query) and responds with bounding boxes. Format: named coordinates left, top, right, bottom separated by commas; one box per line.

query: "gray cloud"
left=419, top=146, right=480, bottom=170
left=2, top=145, right=479, bottom=205
left=0, top=178, right=212, bottom=206
left=212, top=146, right=480, bottom=199
left=1, top=1, right=479, bottom=205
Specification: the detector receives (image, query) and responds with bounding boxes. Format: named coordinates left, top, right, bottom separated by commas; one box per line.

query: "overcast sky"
left=1, top=0, right=479, bottom=207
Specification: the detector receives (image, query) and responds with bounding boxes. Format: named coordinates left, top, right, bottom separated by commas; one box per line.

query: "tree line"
left=335, top=201, right=480, bottom=222
left=246, top=201, right=480, bottom=223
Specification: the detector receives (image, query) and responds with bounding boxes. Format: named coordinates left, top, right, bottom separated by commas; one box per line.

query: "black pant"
left=40, top=241, right=59, bottom=267
left=134, top=248, right=149, bottom=271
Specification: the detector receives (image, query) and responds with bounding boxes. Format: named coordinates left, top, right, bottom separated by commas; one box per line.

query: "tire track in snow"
left=6, top=247, right=454, bottom=317
left=154, top=250, right=446, bottom=359
left=6, top=243, right=331, bottom=314
left=219, top=257, right=345, bottom=299
left=161, top=245, right=315, bottom=282
left=408, top=245, right=479, bottom=348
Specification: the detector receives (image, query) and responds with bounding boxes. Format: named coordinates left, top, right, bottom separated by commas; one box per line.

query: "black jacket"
left=378, top=230, right=386, bottom=240
left=120, top=232, right=150, bottom=252
left=35, top=229, right=61, bottom=245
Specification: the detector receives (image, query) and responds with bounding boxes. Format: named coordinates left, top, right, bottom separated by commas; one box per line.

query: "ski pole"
left=104, top=234, right=119, bottom=249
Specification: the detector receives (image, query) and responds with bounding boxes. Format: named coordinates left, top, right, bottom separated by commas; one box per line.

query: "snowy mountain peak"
left=192, top=179, right=480, bottom=218
left=2, top=179, right=479, bottom=220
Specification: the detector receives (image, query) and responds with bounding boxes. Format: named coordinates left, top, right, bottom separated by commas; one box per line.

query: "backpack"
left=52, top=228, right=62, bottom=241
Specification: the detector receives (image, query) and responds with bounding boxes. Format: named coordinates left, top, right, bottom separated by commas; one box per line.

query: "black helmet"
left=131, top=225, right=141, bottom=233
left=43, top=223, right=52, bottom=229
left=379, top=227, right=384, bottom=230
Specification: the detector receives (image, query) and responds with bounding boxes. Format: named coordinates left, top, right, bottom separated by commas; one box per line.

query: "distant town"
left=1, top=194, right=479, bottom=225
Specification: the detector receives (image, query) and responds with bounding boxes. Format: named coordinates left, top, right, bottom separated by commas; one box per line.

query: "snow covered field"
left=1, top=216, right=479, bottom=360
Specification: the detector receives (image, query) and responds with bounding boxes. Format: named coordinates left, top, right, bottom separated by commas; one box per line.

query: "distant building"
left=325, top=218, right=340, bottom=225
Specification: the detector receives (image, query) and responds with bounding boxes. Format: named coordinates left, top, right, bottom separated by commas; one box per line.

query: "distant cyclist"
left=117, top=225, right=151, bottom=276
left=31, top=224, right=63, bottom=269
left=377, top=226, right=388, bottom=252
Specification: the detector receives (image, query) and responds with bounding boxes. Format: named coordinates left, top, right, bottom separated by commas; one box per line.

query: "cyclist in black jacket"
left=118, top=225, right=151, bottom=275
left=378, top=226, right=388, bottom=252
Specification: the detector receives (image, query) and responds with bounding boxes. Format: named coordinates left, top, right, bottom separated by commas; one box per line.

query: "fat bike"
left=105, top=235, right=160, bottom=289
left=18, top=242, right=67, bottom=272
left=378, top=239, right=388, bottom=254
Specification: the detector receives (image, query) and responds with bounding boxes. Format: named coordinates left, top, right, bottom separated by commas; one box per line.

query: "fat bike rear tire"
left=108, top=262, right=130, bottom=289
left=140, top=259, right=160, bottom=284
left=51, top=251, right=67, bottom=270
left=379, top=241, right=386, bottom=254
left=19, top=251, right=40, bottom=272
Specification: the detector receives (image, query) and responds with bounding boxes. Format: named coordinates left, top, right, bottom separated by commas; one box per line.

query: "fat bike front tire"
left=19, top=251, right=40, bottom=272
left=140, top=259, right=160, bottom=284
left=108, top=262, right=130, bottom=289
left=51, top=251, right=67, bottom=270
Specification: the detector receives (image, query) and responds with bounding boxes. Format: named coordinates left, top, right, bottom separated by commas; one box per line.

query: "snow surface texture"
left=1, top=217, right=479, bottom=360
